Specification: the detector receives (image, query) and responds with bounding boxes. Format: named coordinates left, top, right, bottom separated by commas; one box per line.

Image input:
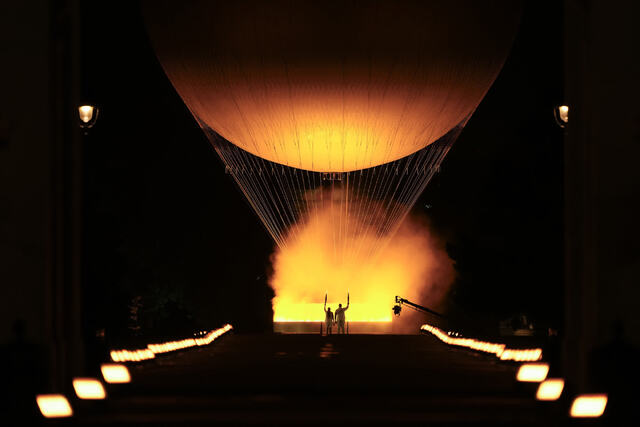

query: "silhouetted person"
left=324, top=307, right=334, bottom=335
left=335, top=293, right=350, bottom=334
left=324, top=296, right=334, bottom=335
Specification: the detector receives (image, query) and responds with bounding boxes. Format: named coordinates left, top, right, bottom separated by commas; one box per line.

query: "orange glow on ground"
left=273, top=304, right=392, bottom=323
left=271, top=202, right=454, bottom=323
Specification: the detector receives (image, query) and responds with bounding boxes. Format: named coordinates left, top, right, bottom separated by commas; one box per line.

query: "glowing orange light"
left=558, top=105, right=569, bottom=123
left=194, top=324, right=233, bottom=345
left=109, top=324, right=233, bottom=362
left=78, top=105, right=95, bottom=123
left=101, top=364, right=131, bottom=384
left=36, top=394, right=73, bottom=418
left=272, top=205, right=454, bottom=322
left=148, top=338, right=197, bottom=354
left=72, top=378, right=106, bottom=399
left=536, top=378, right=564, bottom=401
left=570, top=394, right=608, bottom=418
left=516, top=363, right=549, bottom=382
left=146, top=2, right=521, bottom=172
left=110, top=348, right=155, bottom=363
left=420, top=324, right=544, bottom=362
left=499, top=348, right=543, bottom=362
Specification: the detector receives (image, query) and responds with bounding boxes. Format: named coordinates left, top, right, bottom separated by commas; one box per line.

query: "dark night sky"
left=422, top=1, right=564, bottom=324
left=80, top=1, right=563, bottom=341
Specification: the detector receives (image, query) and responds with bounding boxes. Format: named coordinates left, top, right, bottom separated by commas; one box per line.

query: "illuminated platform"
left=69, top=333, right=564, bottom=425
left=274, top=321, right=393, bottom=334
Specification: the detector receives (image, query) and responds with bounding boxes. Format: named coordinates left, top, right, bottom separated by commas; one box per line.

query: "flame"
left=270, top=200, right=454, bottom=323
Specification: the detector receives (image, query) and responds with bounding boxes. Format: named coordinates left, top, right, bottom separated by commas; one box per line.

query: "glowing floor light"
left=516, top=363, right=549, bottom=382
left=36, top=394, right=73, bottom=418
left=420, top=324, right=543, bottom=362
left=536, top=378, right=565, bottom=401
left=570, top=394, right=608, bottom=418
left=110, top=348, right=155, bottom=363
left=101, top=363, right=131, bottom=384
left=499, top=348, right=543, bottom=362
left=109, top=324, right=233, bottom=363
left=72, top=378, right=106, bottom=399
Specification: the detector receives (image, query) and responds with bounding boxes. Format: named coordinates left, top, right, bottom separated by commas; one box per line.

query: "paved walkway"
left=74, top=334, right=564, bottom=425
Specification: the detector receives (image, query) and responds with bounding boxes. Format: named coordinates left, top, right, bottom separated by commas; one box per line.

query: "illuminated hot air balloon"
left=145, top=0, right=521, bottom=254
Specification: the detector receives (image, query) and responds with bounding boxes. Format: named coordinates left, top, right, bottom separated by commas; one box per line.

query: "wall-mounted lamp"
left=78, top=105, right=99, bottom=129
left=554, top=105, right=569, bottom=128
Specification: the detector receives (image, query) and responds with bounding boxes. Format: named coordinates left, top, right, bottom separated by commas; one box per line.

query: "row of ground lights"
left=420, top=324, right=543, bottom=362
left=421, top=323, right=608, bottom=418
left=36, top=324, right=233, bottom=418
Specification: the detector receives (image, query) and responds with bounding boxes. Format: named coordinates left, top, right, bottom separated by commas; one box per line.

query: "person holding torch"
left=323, top=293, right=334, bottom=335
left=335, top=293, right=350, bottom=334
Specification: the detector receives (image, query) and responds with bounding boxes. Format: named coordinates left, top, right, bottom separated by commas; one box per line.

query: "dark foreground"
left=69, top=333, right=567, bottom=426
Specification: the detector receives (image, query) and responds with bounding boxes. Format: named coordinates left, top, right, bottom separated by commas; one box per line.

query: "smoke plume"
left=269, top=199, right=455, bottom=326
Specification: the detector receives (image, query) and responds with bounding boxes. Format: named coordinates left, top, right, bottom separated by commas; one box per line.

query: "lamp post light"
left=554, top=104, right=569, bottom=128
left=78, top=104, right=99, bottom=130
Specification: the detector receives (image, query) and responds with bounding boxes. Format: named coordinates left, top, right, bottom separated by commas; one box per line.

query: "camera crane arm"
left=393, top=296, right=446, bottom=318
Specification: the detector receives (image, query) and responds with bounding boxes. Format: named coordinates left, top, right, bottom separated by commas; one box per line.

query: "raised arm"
left=324, top=293, right=327, bottom=312
left=345, top=292, right=350, bottom=309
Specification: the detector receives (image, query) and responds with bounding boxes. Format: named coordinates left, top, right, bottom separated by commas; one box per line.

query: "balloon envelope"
left=145, top=0, right=521, bottom=172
